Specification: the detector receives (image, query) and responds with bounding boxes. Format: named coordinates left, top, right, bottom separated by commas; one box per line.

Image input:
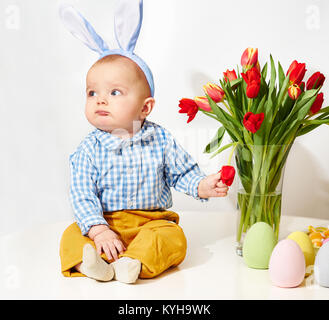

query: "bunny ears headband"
left=59, top=0, right=154, bottom=97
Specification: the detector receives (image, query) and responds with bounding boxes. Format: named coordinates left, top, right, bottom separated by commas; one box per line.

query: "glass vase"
left=234, top=144, right=292, bottom=256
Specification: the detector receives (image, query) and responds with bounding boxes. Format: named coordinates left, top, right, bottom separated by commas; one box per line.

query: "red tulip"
left=241, top=67, right=261, bottom=98
left=178, top=98, right=199, bottom=123
left=288, top=84, right=302, bottom=100
left=306, top=72, right=325, bottom=90
left=194, top=96, right=212, bottom=112
left=286, top=60, right=306, bottom=85
left=218, top=165, right=236, bottom=186
left=241, top=47, right=258, bottom=69
left=246, top=81, right=261, bottom=99
left=223, top=69, right=238, bottom=82
left=243, top=112, right=265, bottom=133
left=241, top=67, right=261, bottom=83
left=203, top=83, right=225, bottom=103
left=309, top=93, right=324, bottom=114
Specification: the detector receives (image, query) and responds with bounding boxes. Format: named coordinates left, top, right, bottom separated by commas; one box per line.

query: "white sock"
left=111, top=257, right=141, bottom=284
left=80, top=244, right=114, bottom=282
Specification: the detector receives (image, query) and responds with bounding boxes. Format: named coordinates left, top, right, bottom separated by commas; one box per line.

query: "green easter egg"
left=242, top=222, right=277, bottom=269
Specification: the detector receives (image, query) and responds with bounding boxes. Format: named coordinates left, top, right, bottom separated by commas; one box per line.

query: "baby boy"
left=59, top=54, right=230, bottom=284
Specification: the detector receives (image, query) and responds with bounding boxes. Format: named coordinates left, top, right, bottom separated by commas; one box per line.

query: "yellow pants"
left=59, top=209, right=187, bottom=279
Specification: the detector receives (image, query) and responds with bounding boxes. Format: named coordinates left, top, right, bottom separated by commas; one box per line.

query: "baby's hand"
left=198, top=171, right=229, bottom=198
left=92, top=228, right=126, bottom=261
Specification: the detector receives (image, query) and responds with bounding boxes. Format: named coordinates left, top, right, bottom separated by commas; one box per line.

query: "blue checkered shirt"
left=69, top=119, right=209, bottom=235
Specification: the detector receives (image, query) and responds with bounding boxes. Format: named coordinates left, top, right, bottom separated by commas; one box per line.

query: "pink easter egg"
left=269, top=239, right=306, bottom=288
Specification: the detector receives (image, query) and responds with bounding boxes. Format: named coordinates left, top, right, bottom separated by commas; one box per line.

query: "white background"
left=0, top=0, right=328, bottom=236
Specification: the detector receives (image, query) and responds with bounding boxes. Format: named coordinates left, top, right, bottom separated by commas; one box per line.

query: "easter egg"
left=242, top=222, right=277, bottom=269
left=314, top=242, right=329, bottom=287
left=269, top=239, right=305, bottom=288
left=287, top=231, right=315, bottom=271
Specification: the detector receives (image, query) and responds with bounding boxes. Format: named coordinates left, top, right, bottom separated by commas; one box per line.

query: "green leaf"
left=276, top=93, right=293, bottom=123
left=243, top=128, right=253, bottom=145
left=241, top=146, right=252, bottom=162
left=297, top=124, right=320, bottom=136
left=203, top=127, right=226, bottom=153
left=278, top=61, right=285, bottom=90
left=276, top=119, right=298, bottom=145
left=275, top=75, right=290, bottom=117
left=311, top=112, right=329, bottom=120
left=271, top=88, right=319, bottom=143
left=269, top=115, right=297, bottom=145
left=236, top=81, right=247, bottom=115
left=255, top=94, right=267, bottom=114
left=198, top=108, right=220, bottom=121
left=297, top=88, right=319, bottom=102
left=209, top=142, right=234, bottom=159
left=234, top=85, right=243, bottom=117
left=230, top=78, right=242, bottom=88
left=274, top=91, right=319, bottom=144
left=241, top=80, right=248, bottom=114
left=206, top=94, right=242, bottom=130
left=222, top=79, right=238, bottom=117
left=263, top=90, right=276, bottom=143
left=302, top=117, right=329, bottom=125
left=206, top=94, right=243, bottom=144
left=261, top=62, right=268, bottom=80
left=293, top=89, right=319, bottom=120
left=317, top=106, right=329, bottom=114
left=268, top=54, right=277, bottom=97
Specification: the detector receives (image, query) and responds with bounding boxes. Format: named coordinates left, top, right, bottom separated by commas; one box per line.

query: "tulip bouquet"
left=178, top=48, right=329, bottom=249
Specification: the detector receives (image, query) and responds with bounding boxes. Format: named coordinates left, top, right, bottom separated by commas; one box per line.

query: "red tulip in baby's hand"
left=197, top=167, right=235, bottom=198
left=218, top=165, right=236, bottom=186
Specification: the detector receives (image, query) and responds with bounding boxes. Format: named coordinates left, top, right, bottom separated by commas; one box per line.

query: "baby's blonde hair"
left=90, top=54, right=151, bottom=97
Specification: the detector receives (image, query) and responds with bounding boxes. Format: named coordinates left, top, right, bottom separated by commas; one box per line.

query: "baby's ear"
left=142, top=97, right=155, bottom=116
left=59, top=4, right=109, bottom=55
left=114, top=0, right=143, bottom=52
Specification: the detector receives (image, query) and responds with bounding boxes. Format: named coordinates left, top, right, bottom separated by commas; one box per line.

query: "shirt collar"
left=95, top=119, right=155, bottom=151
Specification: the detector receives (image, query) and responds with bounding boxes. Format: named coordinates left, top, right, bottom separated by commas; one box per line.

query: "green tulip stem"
left=227, top=142, right=238, bottom=165
left=222, top=101, right=235, bottom=117
left=236, top=193, right=245, bottom=242
left=247, top=98, right=252, bottom=112
left=242, top=184, right=257, bottom=233
left=268, top=196, right=276, bottom=225
left=199, top=109, right=219, bottom=121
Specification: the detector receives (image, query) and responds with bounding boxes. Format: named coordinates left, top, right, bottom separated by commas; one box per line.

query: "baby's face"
left=85, top=57, right=153, bottom=138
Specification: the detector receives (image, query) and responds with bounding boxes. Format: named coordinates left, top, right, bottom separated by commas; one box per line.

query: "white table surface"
left=0, top=211, right=328, bottom=300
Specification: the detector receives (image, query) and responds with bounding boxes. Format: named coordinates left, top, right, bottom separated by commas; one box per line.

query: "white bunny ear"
left=114, top=0, right=143, bottom=52
left=59, top=4, right=109, bottom=55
